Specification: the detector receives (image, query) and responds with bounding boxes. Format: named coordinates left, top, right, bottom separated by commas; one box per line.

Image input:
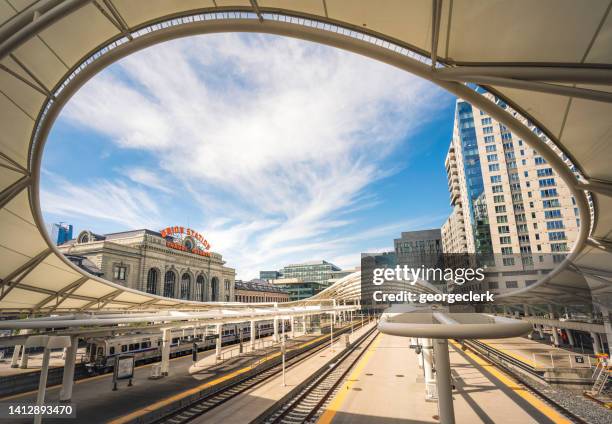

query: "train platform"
left=478, top=336, right=597, bottom=369
left=0, top=322, right=364, bottom=424
left=181, top=321, right=378, bottom=423
left=0, top=347, right=88, bottom=377
left=317, top=333, right=571, bottom=424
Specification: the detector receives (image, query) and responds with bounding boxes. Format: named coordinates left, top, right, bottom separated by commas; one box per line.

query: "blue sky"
left=41, top=33, right=456, bottom=279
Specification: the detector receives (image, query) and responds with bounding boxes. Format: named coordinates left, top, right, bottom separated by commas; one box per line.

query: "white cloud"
left=123, top=168, right=172, bottom=194
left=41, top=173, right=163, bottom=230
left=50, top=33, right=452, bottom=278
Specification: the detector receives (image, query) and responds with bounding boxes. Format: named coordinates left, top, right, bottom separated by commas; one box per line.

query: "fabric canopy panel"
left=0, top=0, right=610, bottom=313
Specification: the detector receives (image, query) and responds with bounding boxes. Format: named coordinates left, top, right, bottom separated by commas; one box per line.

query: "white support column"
left=413, top=338, right=423, bottom=371
left=34, top=347, right=51, bottom=424
left=423, top=338, right=435, bottom=401
left=591, top=331, right=603, bottom=354
left=551, top=327, right=560, bottom=347
left=566, top=329, right=575, bottom=347
left=161, top=328, right=171, bottom=376
left=215, top=324, right=222, bottom=359
left=19, top=346, right=29, bottom=369
left=250, top=320, right=256, bottom=351
left=273, top=316, right=279, bottom=342
left=538, top=325, right=545, bottom=339
left=59, top=336, right=78, bottom=401
left=10, top=345, right=21, bottom=368
left=600, top=306, right=612, bottom=354
left=433, top=339, right=455, bottom=424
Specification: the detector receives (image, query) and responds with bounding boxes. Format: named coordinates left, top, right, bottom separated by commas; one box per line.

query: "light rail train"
left=85, top=320, right=290, bottom=372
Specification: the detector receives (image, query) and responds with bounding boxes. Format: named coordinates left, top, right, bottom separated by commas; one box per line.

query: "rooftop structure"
left=234, top=279, right=289, bottom=303
left=58, top=228, right=235, bottom=302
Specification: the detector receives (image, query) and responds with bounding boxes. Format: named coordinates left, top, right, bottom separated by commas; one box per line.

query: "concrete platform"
left=0, top=348, right=87, bottom=377
left=189, top=321, right=378, bottom=423
left=317, top=333, right=573, bottom=424
left=0, top=325, right=358, bottom=424
left=480, top=337, right=596, bottom=369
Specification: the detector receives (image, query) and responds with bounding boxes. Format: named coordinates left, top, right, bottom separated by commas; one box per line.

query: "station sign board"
left=115, top=355, right=135, bottom=380
left=160, top=226, right=212, bottom=257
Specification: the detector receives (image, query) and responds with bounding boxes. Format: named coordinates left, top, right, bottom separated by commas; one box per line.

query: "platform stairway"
left=589, top=361, right=610, bottom=396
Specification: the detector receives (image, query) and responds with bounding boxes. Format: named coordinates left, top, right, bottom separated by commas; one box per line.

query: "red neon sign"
left=160, top=226, right=211, bottom=254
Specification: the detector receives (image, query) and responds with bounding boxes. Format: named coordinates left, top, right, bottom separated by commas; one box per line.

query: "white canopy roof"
left=0, top=1, right=611, bottom=313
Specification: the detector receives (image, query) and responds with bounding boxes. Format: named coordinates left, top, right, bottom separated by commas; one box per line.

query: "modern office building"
left=58, top=227, right=235, bottom=301
left=234, top=279, right=289, bottom=303
left=269, top=277, right=328, bottom=301
left=441, top=97, right=580, bottom=292
left=259, top=270, right=282, bottom=282
left=280, top=260, right=341, bottom=284
left=50, top=222, right=73, bottom=246
left=260, top=260, right=342, bottom=300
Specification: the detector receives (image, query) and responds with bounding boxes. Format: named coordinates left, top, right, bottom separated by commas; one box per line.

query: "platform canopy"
left=0, top=1, right=611, bottom=313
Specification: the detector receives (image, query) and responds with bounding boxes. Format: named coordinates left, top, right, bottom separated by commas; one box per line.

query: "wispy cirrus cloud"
left=41, top=172, right=163, bottom=230
left=43, top=33, right=453, bottom=278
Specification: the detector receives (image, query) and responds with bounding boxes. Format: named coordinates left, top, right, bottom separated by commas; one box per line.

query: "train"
left=85, top=320, right=291, bottom=372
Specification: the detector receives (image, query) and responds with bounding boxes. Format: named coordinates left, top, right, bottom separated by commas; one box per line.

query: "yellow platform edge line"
left=451, top=340, right=571, bottom=424
left=317, top=333, right=381, bottom=424
left=109, top=327, right=358, bottom=424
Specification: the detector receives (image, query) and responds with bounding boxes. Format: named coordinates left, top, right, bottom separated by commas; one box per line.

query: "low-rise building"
left=58, top=227, right=235, bottom=301
left=234, top=279, right=289, bottom=303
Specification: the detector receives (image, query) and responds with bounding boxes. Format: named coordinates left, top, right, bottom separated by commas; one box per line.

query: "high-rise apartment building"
left=441, top=97, right=579, bottom=291
left=51, top=222, right=73, bottom=245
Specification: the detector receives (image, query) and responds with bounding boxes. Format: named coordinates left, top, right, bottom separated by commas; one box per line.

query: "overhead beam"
left=576, top=179, right=612, bottom=197
left=0, top=152, right=27, bottom=175
left=0, top=0, right=92, bottom=61
left=586, top=237, right=612, bottom=253
left=435, top=74, right=612, bottom=104
left=430, top=0, right=443, bottom=68
left=0, top=63, right=50, bottom=98
left=78, top=289, right=122, bottom=311
left=0, top=175, right=32, bottom=210
left=435, top=66, right=612, bottom=84
left=32, top=276, right=88, bottom=312
left=0, top=249, right=52, bottom=301
left=249, top=0, right=264, bottom=22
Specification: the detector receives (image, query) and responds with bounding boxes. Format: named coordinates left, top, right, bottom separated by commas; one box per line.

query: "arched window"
left=180, top=273, right=191, bottom=300
left=146, top=268, right=158, bottom=294
left=196, top=274, right=206, bottom=302
left=211, top=277, right=219, bottom=302
left=163, top=271, right=176, bottom=298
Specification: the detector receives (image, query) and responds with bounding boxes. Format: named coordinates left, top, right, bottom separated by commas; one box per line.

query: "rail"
left=460, top=339, right=589, bottom=424
left=258, top=325, right=379, bottom=424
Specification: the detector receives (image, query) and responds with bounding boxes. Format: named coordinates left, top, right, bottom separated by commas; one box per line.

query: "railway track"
left=257, top=327, right=379, bottom=424
left=153, top=321, right=372, bottom=424
left=461, top=339, right=590, bottom=424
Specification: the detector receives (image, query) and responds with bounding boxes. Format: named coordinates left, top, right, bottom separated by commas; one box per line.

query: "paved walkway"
left=189, top=321, right=378, bottom=423
left=317, top=334, right=573, bottom=424
left=480, top=337, right=596, bottom=369
left=0, top=327, right=346, bottom=424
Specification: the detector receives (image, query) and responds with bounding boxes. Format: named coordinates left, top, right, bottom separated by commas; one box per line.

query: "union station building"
left=58, top=228, right=235, bottom=302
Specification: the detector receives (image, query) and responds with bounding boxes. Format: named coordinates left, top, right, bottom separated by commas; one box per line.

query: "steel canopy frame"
left=0, top=2, right=610, bottom=314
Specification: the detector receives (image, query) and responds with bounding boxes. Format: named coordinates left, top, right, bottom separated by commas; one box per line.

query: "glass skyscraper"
left=51, top=222, right=73, bottom=246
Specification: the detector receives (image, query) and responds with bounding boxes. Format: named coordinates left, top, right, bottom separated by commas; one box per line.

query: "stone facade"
left=58, top=229, right=235, bottom=302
